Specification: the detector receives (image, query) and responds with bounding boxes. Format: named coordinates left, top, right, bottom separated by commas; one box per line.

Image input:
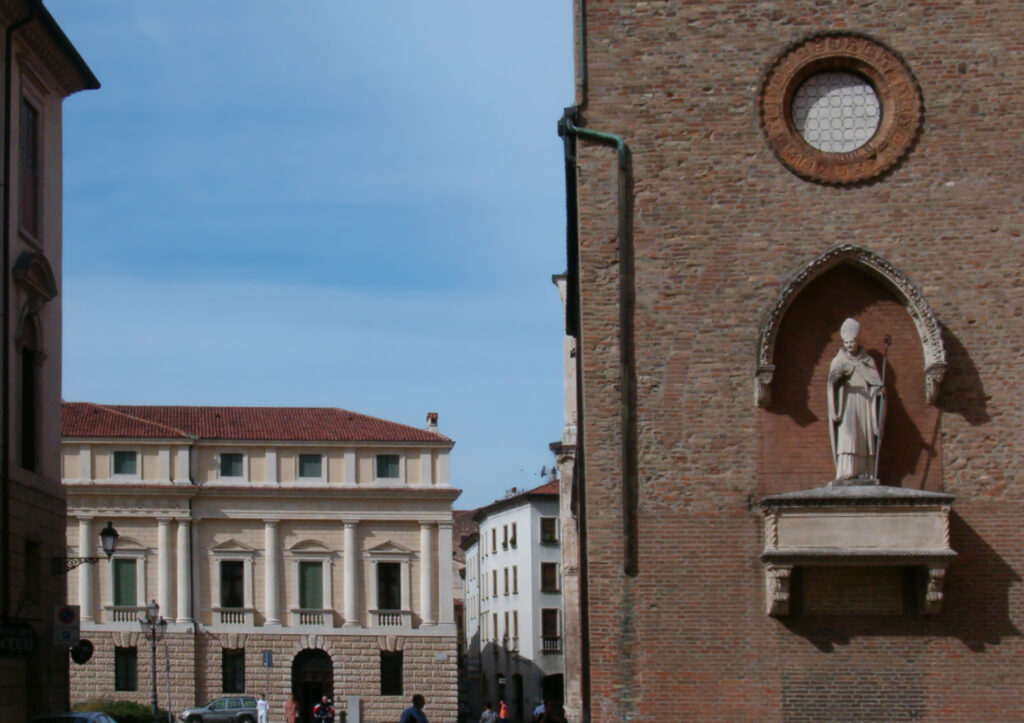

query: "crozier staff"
left=827, top=318, right=886, bottom=481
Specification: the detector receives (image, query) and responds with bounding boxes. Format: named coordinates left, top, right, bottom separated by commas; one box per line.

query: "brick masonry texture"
left=571, top=1, right=1024, bottom=721
left=71, top=633, right=458, bottom=722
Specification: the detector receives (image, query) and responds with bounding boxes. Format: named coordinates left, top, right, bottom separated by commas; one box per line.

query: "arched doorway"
left=292, top=649, right=333, bottom=723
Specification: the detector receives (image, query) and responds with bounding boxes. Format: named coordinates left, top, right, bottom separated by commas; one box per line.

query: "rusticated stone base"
left=71, top=631, right=458, bottom=723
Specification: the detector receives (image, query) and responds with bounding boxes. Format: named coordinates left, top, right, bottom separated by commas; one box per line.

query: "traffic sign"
left=54, top=605, right=80, bottom=646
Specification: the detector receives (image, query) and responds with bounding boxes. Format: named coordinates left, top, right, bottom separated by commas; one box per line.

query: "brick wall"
left=571, top=1, right=1024, bottom=720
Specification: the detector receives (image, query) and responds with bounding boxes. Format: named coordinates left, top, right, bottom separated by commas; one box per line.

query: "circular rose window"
left=759, top=34, right=922, bottom=184
left=792, top=72, right=880, bottom=152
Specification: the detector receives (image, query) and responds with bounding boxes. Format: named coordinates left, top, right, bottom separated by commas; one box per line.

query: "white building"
left=62, top=403, right=460, bottom=723
left=462, top=481, right=563, bottom=721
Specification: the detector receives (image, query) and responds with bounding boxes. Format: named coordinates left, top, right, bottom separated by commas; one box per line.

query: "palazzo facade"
left=62, top=403, right=460, bottom=723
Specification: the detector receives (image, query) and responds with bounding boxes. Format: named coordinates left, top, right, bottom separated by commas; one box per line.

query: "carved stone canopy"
left=760, top=485, right=955, bottom=616
left=755, top=245, right=947, bottom=407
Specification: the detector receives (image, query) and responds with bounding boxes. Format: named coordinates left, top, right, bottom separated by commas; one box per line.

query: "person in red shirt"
left=498, top=700, right=509, bottom=719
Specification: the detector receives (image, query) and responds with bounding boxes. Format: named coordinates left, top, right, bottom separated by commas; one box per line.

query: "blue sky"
left=49, top=1, right=574, bottom=509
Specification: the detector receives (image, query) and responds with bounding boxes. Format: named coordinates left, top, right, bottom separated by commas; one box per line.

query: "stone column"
left=437, top=521, right=454, bottom=624
left=343, top=520, right=359, bottom=626
left=176, top=520, right=191, bottom=623
left=264, top=520, right=280, bottom=625
left=419, top=522, right=435, bottom=626
left=157, top=518, right=172, bottom=618
left=78, top=516, right=94, bottom=622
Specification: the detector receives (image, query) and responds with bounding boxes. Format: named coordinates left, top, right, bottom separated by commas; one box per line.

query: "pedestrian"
left=399, top=693, right=429, bottom=723
left=532, top=700, right=547, bottom=722
left=498, top=700, right=508, bottom=720
left=479, top=701, right=499, bottom=723
left=313, top=695, right=335, bottom=723
left=284, top=694, right=298, bottom=723
left=538, top=701, right=567, bottom=723
left=256, top=692, right=270, bottom=723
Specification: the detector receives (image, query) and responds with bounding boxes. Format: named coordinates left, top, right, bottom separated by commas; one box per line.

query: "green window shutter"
left=299, top=561, right=323, bottom=609
left=113, top=559, right=137, bottom=606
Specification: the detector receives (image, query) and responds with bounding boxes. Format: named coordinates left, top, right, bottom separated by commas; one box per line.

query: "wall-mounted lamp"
left=52, top=521, right=119, bottom=575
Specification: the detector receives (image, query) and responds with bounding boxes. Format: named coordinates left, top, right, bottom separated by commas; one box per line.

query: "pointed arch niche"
left=755, top=245, right=947, bottom=495
left=753, top=246, right=954, bottom=617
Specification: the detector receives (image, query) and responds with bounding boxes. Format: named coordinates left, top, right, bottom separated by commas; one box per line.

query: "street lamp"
left=139, top=600, right=167, bottom=722
left=52, top=521, right=119, bottom=575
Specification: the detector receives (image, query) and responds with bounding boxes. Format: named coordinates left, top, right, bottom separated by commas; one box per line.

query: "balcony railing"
left=106, top=606, right=146, bottom=623
left=541, top=635, right=562, bottom=653
left=291, top=609, right=330, bottom=626
left=370, top=609, right=412, bottom=628
left=213, top=607, right=253, bottom=625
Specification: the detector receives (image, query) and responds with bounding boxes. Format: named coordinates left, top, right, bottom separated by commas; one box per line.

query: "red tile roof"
left=62, top=402, right=452, bottom=444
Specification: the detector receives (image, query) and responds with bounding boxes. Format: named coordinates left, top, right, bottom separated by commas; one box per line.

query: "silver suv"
left=179, top=696, right=258, bottom=723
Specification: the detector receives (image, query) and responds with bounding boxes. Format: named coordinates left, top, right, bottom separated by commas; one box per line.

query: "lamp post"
left=52, top=520, right=119, bottom=574
left=139, top=599, right=167, bottom=723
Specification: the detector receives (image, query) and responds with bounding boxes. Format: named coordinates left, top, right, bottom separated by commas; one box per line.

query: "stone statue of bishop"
left=827, top=318, right=886, bottom=483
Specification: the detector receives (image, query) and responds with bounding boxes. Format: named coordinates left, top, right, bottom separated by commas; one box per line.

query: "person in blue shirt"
left=399, top=694, right=428, bottom=723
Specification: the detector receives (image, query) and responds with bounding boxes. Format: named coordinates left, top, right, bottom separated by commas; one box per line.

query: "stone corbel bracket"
left=760, top=485, right=955, bottom=616
left=755, top=245, right=946, bottom=408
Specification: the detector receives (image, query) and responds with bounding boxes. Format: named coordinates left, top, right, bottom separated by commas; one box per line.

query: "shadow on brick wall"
left=777, top=512, right=1019, bottom=652
left=936, top=324, right=990, bottom=426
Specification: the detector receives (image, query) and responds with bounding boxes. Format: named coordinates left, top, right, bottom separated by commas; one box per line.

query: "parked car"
left=178, top=696, right=258, bottom=723
left=31, top=714, right=118, bottom=723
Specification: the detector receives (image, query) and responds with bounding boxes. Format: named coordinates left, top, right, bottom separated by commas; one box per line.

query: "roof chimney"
left=426, top=412, right=438, bottom=432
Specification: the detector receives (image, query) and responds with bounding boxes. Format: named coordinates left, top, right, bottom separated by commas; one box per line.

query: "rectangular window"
left=380, top=650, right=403, bottom=696
left=299, top=561, right=323, bottom=609
left=112, top=450, right=137, bottom=476
left=491, top=528, right=497, bottom=553
left=511, top=522, right=517, bottom=547
left=512, top=566, right=518, bottom=594
left=220, top=452, right=243, bottom=478
left=541, top=609, right=560, bottom=652
left=492, top=613, right=498, bottom=642
left=503, top=525, right=508, bottom=547
left=503, top=568, right=509, bottom=595
left=377, top=562, right=401, bottom=610
left=220, top=560, right=244, bottom=608
left=19, top=98, right=40, bottom=237
left=112, top=558, right=137, bottom=607
left=114, top=646, right=137, bottom=691
left=375, top=454, right=400, bottom=479
left=492, top=570, right=498, bottom=598
left=540, top=517, right=558, bottom=544
left=540, top=562, right=559, bottom=593
left=513, top=610, right=519, bottom=638
left=222, top=648, right=245, bottom=693
left=298, top=453, right=322, bottom=479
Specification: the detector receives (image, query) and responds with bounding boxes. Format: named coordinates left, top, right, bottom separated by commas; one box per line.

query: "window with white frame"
left=492, top=569, right=498, bottom=598
left=112, top=450, right=138, bottom=477
left=540, top=517, right=559, bottom=545
left=219, top=452, right=244, bottom=479
left=298, top=453, right=323, bottom=480
left=512, top=566, right=518, bottom=594
left=375, top=454, right=400, bottom=479
left=540, top=562, right=559, bottom=593
left=541, top=608, right=561, bottom=652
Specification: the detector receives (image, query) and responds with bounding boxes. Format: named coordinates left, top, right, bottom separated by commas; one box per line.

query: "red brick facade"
left=565, top=1, right=1024, bottom=720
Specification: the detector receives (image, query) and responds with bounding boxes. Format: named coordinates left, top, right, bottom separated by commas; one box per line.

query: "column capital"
left=342, top=519, right=360, bottom=528
left=263, top=518, right=281, bottom=527
left=437, top=520, right=454, bottom=530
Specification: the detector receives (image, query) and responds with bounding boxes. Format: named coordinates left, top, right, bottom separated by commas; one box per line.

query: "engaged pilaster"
left=437, top=521, right=454, bottom=625
left=343, top=520, right=360, bottom=626
left=176, top=519, right=191, bottom=623
left=419, top=522, right=436, bottom=626
left=157, top=518, right=172, bottom=618
left=78, top=516, right=94, bottom=622
left=264, top=520, right=280, bottom=626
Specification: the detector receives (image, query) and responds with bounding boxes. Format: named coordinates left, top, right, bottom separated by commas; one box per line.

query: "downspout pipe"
left=2, top=0, right=41, bottom=622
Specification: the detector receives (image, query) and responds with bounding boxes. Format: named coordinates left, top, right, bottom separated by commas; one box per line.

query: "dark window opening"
left=380, top=650, right=403, bottom=696
left=541, top=562, right=559, bottom=593
left=220, top=453, right=243, bottom=477
left=222, top=648, right=245, bottom=693
left=376, top=454, right=400, bottom=478
left=377, top=562, right=401, bottom=610
left=221, top=560, right=244, bottom=608
left=114, top=646, right=138, bottom=691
